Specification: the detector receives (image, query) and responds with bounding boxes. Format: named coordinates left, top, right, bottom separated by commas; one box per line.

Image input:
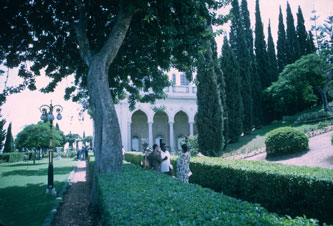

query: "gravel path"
left=52, top=160, right=99, bottom=226
left=245, top=131, right=333, bottom=169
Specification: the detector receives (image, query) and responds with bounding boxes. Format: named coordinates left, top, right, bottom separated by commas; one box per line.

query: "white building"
left=115, top=73, right=198, bottom=152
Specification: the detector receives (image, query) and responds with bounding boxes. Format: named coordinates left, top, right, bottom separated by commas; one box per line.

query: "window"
left=172, top=73, right=176, bottom=84
left=180, top=74, right=190, bottom=86
left=132, top=136, right=139, bottom=151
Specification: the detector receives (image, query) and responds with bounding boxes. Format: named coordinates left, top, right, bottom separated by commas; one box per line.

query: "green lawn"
left=0, top=158, right=77, bottom=226
left=223, top=103, right=332, bottom=157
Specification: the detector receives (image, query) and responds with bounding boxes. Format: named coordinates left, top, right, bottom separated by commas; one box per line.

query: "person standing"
left=160, top=143, right=172, bottom=176
left=147, top=144, right=165, bottom=171
left=122, top=145, right=126, bottom=160
left=176, top=144, right=192, bottom=183
left=81, top=147, right=86, bottom=160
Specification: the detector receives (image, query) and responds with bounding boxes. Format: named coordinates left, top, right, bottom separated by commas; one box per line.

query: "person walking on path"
left=160, top=143, right=172, bottom=176
left=176, top=144, right=192, bottom=183
left=147, top=144, right=165, bottom=171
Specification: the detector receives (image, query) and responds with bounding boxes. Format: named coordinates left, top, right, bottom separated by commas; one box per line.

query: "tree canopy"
left=15, top=122, right=65, bottom=150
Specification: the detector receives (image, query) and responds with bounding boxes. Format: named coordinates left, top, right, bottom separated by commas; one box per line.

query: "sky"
left=0, top=0, right=332, bottom=138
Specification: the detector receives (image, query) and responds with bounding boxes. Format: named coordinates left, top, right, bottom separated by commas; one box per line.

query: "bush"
left=295, top=111, right=333, bottom=124
left=265, top=127, right=308, bottom=157
left=125, top=153, right=333, bottom=224
left=0, top=152, right=26, bottom=163
left=98, top=163, right=320, bottom=225
left=181, top=135, right=199, bottom=156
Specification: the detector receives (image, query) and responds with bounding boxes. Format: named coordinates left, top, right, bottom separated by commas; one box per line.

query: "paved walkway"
left=52, top=160, right=98, bottom=226
left=246, top=131, right=333, bottom=169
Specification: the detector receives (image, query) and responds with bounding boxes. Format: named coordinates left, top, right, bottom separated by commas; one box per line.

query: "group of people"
left=77, top=146, right=88, bottom=160
left=144, top=142, right=192, bottom=183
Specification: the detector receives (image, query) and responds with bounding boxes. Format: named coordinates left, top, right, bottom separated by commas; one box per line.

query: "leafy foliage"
left=285, top=2, right=300, bottom=64
left=295, top=111, right=333, bottom=124
left=265, top=127, right=308, bottom=157
left=65, top=133, right=81, bottom=148
left=98, top=161, right=321, bottom=225
left=0, top=110, right=6, bottom=151
left=277, top=7, right=287, bottom=73
left=15, top=122, right=65, bottom=150
left=125, top=152, right=333, bottom=224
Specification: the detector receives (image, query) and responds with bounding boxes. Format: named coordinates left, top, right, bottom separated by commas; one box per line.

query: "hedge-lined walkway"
left=52, top=160, right=98, bottom=226
left=246, top=131, right=333, bottom=169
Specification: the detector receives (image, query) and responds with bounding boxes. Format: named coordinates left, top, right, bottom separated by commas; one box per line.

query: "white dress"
left=160, top=151, right=171, bottom=173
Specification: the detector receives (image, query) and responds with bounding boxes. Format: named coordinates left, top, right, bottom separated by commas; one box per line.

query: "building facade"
left=115, top=74, right=197, bottom=152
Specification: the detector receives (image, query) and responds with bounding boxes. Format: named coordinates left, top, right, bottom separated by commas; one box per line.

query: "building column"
left=127, top=121, right=131, bottom=152
left=189, top=121, right=194, bottom=136
left=148, top=121, right=153, bottom=148
left=169, top=121, right=174, bottom=152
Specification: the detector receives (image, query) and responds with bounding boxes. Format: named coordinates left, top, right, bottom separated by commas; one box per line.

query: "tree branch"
left=97, top=0, right=137, bottom=69
left=73, top=0, right=92, bottom=66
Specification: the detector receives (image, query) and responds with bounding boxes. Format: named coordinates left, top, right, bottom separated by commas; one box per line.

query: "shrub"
left=265, top=127, right=308, bottom=157
left=98, top=163, right=320, bottom=225
left=0, top=152, right=25, bottom=163
left=125, top=153, right=333, bottom=224
left=181, top=135, right=199, bottom=156
left=295, top=111, right=333, bottom=124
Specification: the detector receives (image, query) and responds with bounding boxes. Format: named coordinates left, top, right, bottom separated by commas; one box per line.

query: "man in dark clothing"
left=147, top=144, right=166, bottom=171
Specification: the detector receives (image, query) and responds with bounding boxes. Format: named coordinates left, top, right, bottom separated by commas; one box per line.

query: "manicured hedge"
left=0, top=152, right=26, bottom=163
left=97, top=163, right=321, bottom=225
left=125, top=152, right=333, bottom=224
left=265, top=127, right=308, bottom=157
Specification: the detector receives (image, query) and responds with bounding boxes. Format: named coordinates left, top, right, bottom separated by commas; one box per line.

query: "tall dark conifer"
left=241, top=0, right=262, bottom=128
left=0, top=111, right=6, bottom=151
left=255, top=0, right=270, bottom=88
left=306, top=31, right=316, bottom=54
left=277, top=6, right=287, bottom=73
left=230, top=0, right=253, bottom=133
left=220, top=37, right=243, bottom=143
left=212, top=39, right=228, bottom=145
left=296, top=6, right=308, bottom=56
left=286, top=2, right=300, bottom=63
left=3, top=122, right=14, bottom=153
left=267, top=20, right=278, bottom=82
left=196, top=40, right=224, bottom=156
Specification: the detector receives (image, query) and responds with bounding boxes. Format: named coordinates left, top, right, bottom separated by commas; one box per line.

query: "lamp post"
left=40, top=101, right=63, bottom=195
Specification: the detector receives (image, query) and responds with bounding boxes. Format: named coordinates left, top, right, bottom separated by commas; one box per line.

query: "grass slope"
left=224, top=103, right=332, bottom=157
left=0, top=158, right=76, bottom=226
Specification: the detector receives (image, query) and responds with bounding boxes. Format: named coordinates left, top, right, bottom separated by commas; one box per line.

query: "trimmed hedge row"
left=125, top=152, right=333, bottom=224
left=97, top=162, right=321, bottom=225
left=0, top=152, right=26, bottom=163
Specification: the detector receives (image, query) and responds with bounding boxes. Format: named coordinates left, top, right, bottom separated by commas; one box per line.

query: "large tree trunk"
left=88, top=58, right=122, bottom=207
left=73, top=0, right=135, bottom=207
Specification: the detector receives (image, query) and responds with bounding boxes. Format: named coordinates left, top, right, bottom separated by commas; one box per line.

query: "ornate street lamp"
left=40, top=101, right=63, bottom=195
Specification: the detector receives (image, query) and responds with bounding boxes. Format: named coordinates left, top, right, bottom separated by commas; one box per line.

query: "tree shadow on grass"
left=1, top=162, right=48, bottom=167
left=1, top=166, right=74, bottom=177
left=0, top=181, right=64, bottom=226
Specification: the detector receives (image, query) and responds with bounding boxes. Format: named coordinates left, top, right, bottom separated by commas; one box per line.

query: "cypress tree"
left=196, top=40, right=224, bottom=156
left=212, top=39, right=228, bottom=145
left=267, top=20, right=278, bottom=82
left=296, top=6, right=308, bottom=56
left=3, top=123, right=14, bottom=153
left=0, top=111, right=6, bottom=151
left=286, top=2, right=300, bottom=63
left=241, top=0, right=263, bottom=128
left=230, top=0, right=253, bottom=133
left=277, top=6, right=287, bottom=73
left=255, top=0, right=270, bottom=88
left=220, top=37, right=243, bottom=143
left=306, top=31, right=316, bottom=54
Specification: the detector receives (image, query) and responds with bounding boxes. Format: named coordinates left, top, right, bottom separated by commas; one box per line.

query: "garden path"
left=52, top=160, right=99, bottom=226
left=245, top=131, right=333, bottom=169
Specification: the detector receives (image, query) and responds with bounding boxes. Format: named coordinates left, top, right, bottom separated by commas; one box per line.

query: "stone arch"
left=131, top=110, right=148, bottom=152
left=174, top=110, right=190, bottom=150
left=153, top=111, right=169, bottom=147
left=130, top=107, right=153, bottom=123
left=171, top=107, right=191, bottom=123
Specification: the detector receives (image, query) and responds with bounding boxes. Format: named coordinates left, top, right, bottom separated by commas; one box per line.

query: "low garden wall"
left=125, top=152, right=333, bottom=224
